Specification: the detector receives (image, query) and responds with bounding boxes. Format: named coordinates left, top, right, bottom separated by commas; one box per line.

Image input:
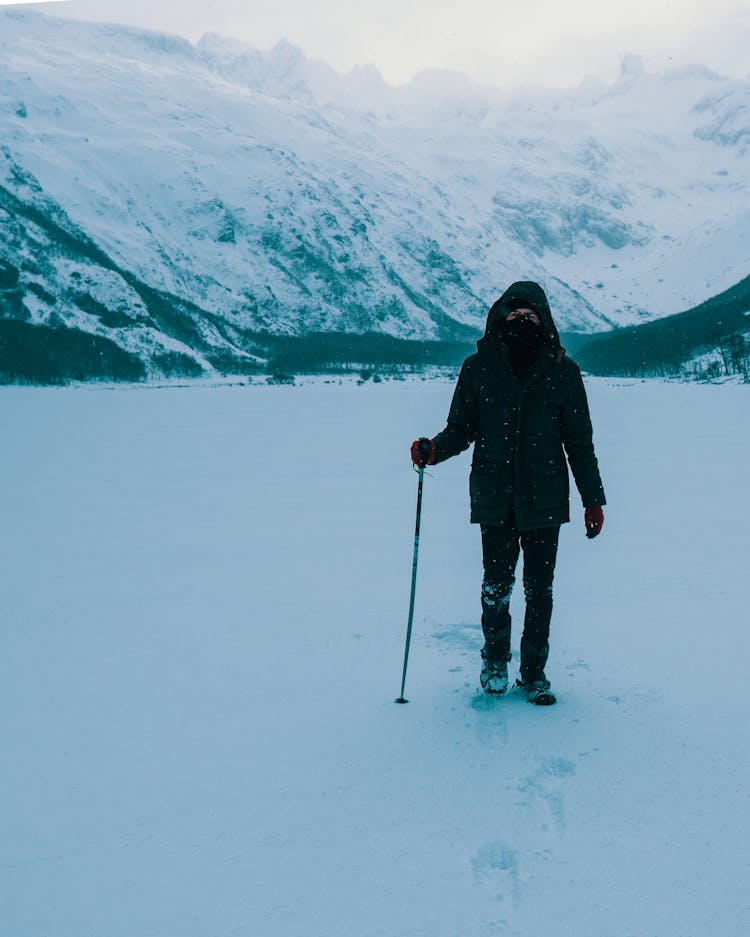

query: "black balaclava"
left=498, top=300, right=545, bottom=377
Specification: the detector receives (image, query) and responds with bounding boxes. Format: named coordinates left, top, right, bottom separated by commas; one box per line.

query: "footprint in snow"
left=469, top=692, right=510, bottom=746
left=471, top=841, right=521, bottom=905
left=428, top=623, right=483, bottom=654
left=542, top=757, right=577, bottom=778
left=517, top=756, right=577, bottom=835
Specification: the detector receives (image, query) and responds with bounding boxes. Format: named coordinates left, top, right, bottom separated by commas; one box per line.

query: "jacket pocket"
left=531, top=466, right=569, bottom=511
left=470, top=471, right=499, bottom=509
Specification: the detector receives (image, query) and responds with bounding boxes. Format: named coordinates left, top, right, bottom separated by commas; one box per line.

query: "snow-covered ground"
left=2, top=378, right=749, bottom=936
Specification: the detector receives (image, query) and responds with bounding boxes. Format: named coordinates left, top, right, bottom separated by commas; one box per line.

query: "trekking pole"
left=395, top=464, right=425, bottom=704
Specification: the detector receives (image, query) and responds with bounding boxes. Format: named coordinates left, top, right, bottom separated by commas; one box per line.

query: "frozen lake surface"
left=2, top=377, right=749, bottom=936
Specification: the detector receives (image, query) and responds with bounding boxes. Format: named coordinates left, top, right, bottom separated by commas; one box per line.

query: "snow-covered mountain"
left=1, top=9, right=749, bottom=377
left=576, top=273, right=750, bottom=381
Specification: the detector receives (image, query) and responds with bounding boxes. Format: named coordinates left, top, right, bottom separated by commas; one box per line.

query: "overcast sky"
left=12, top=0, right=750, bottom=87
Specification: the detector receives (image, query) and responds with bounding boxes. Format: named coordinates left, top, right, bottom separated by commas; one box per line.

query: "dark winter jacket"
left=432, top=281, right=606, bottom=530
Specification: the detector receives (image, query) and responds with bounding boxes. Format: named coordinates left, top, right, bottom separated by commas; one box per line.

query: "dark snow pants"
left=480, top=520, right=560, bottom=681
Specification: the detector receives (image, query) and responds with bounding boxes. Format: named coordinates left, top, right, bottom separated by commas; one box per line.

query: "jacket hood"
left=482, top=281, right=562, bottom=351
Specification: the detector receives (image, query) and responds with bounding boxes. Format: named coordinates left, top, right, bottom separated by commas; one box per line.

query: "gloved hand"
left=584, top=506, right=604, bottom=539
left=410, top=437, right=436, bottom=467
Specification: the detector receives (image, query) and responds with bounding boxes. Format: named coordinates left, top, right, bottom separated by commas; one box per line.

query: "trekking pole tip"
left=394, top=697, right=409, bottom=704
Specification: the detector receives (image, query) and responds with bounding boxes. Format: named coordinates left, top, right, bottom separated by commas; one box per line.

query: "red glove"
left=584, top=506, right=604, bottom=539
left=410, top=437, right=436, bottom=467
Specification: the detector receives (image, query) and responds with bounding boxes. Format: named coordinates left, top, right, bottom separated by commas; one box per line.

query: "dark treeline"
left=263, top=331, right=478, bottom=376
left=0, top=318, right=481, bottom=384
left=0, top=318, right=146, bottom=384
left=4, top=278, right=748, bottom=384
left=576, top=274, right=750, bottom=381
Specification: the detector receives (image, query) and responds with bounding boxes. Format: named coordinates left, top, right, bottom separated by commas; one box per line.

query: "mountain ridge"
left=1, top=8, right=749, bottom=381
left=577, top=273, right=750, bottom=380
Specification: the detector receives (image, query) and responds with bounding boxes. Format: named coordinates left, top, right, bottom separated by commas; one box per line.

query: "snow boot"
left=480, top=648, right=509, bottom=695
left=514, top=674, right=557, bottom=706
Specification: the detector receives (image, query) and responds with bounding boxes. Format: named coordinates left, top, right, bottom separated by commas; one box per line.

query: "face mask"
left=501, top=316, right=544, bottom=351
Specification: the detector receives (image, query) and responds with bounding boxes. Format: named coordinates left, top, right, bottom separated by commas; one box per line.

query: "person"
left=410, top=281, right=605, bottom=706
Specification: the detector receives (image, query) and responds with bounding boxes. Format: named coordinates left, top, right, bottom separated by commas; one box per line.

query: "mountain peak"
left=270, top=37, right=306, bottom=62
